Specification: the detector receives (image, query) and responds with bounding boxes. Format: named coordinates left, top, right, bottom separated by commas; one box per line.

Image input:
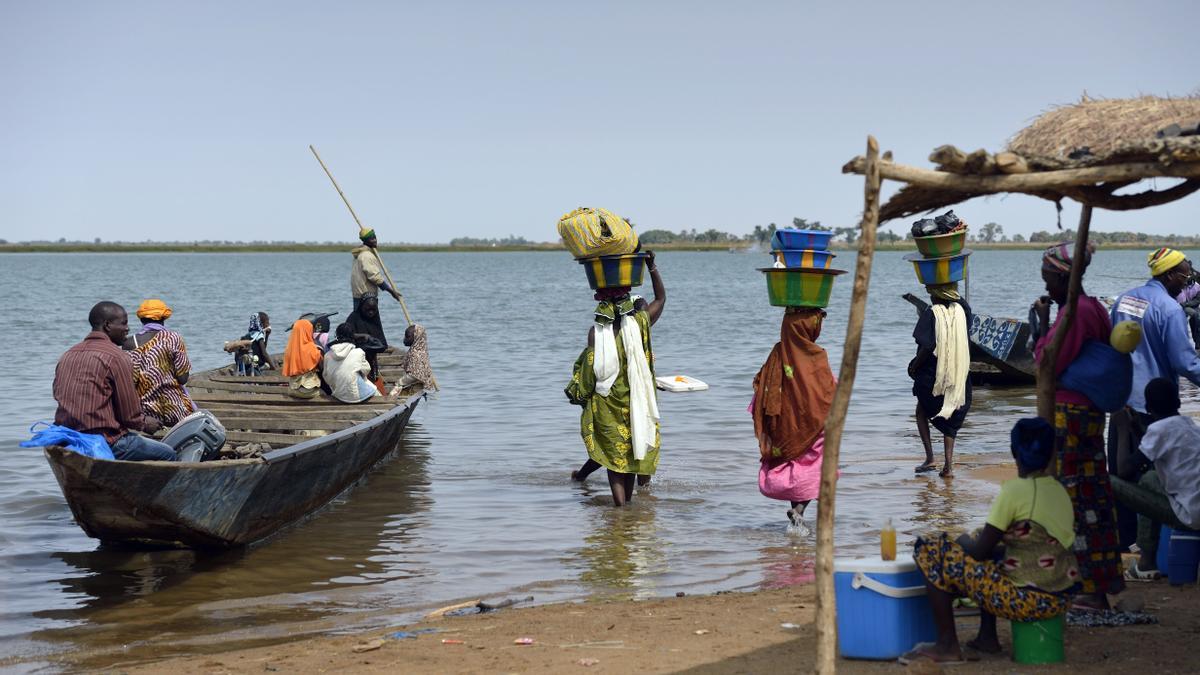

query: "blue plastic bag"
left=19, top=421, right=115, bottom=460
left=1059, top=340, right=1133, bottom=413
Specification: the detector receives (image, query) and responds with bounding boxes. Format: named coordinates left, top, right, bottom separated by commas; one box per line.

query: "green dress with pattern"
left=565, top=308, right=660, bottom=475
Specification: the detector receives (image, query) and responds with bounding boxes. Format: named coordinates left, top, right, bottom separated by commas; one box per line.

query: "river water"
left=1, top=249, right=1196, bottom=669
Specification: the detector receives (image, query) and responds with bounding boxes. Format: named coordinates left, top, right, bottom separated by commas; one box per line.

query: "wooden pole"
left=1035, top=204, right=1093, bottom=421
left=814, top=136, right=882, bottom=674
left=308, top=144, right=439, bottom=391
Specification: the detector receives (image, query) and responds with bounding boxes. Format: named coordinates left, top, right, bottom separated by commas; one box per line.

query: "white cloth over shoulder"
left=323, top=342, right=377, bottom=403
left=931, top=303, right=969, bottom=420
left=592, top=315, right=660, bottom=460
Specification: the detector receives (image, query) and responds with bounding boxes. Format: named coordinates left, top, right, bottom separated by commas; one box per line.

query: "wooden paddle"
left=308, top=144, right=439, bottom=390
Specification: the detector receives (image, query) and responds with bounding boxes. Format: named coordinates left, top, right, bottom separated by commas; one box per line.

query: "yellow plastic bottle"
left=880, top=518, right=897, bottom=561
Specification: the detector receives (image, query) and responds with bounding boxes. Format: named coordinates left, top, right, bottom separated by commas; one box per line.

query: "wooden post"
left=814, top=136, right=882, bottom=674
left=1034, top=204, right=1092, bottom=421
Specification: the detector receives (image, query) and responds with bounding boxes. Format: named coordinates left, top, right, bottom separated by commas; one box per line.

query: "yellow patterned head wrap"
left=1148, top=248, right=1185, bottom=276
left=136, top=299, right=172, bottom=321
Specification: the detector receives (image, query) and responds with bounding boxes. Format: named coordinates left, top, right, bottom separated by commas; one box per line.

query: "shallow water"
left=0, top=249, right=1196, bottom=668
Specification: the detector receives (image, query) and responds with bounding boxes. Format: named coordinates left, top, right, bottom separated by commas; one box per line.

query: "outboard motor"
left=162, top=410, right=227, bottom=462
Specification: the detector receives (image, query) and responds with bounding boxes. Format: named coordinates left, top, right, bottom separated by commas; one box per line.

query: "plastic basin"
left=772, top=229, right=833, bottom=252
left=772, top=249, right=835, bottom=269
left=760, top=267, right=846, bottom=308
left=913, top=230, right=966, bottom=257
left=578, top=253, right=648, bottom=290
left=1011, top=614, right=1064, bottom=664
left=904, top=250, right=971, bottom=285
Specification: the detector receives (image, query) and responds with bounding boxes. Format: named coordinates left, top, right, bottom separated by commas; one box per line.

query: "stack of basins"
left=903, top=226, right=971, bottom=286
left=759, top=229, right=846, bottom=307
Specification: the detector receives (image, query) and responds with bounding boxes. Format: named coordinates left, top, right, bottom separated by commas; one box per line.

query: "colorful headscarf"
left=1148, top=247, right=1186, bottom=277
left=926, top=283, right=961, bottom=302
left=1042, top=241, right=1095, bottom=274
left=282, top=319, right=322, bottom=376
left=401, top=324, right=433, bottom=386
left=136, top=299, right=172, bottom=321
left=245, top=314, right=266, bottom=342
left=752, top=308, right=836, bottom=462
left=359, top=225, right=376, bottom=242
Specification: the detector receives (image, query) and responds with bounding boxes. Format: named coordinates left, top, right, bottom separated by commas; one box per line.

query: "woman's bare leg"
left=607, top=470, right=636, bottom=506
left=916, top=405, right=936, bottom=472
left=636, top=474, right=651, bottom=487
left=573, top=459, right=602, bottom=482
left=940, top=435, right=956, bottom=477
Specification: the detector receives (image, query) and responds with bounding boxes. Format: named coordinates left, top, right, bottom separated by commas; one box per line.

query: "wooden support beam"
left=842, top=156, right=1200, bottom=192
left=815, top=135, right=883, bottom=674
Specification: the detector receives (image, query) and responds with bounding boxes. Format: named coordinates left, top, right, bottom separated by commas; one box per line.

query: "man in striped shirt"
left=53, top=302, right=177, bottom=461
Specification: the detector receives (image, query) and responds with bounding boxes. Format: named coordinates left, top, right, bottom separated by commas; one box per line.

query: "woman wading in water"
left=910, top=282, right=972, bottom=477
left=565, top=252, right=665, bottom=506
left=751, top=307, right=836, bottom=533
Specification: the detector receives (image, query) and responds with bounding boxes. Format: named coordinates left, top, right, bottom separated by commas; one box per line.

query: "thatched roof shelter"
left=843, top=95, right=1200, bottom=222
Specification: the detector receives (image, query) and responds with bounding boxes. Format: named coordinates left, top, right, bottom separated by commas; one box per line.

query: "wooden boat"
left=43, top=352, right=424, bottom=549
left=902, top=293, right=1035, bottom=385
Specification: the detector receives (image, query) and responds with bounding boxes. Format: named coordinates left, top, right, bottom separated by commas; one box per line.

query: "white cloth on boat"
left=931, top=302, right=970, bottom=420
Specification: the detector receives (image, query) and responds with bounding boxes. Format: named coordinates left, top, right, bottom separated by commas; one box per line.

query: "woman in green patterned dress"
left=566, top=252, right=666, bottom=506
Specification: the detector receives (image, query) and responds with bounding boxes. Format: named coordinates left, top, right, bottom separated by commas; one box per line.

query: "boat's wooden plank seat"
left=216, top=417, right=356, bottom=432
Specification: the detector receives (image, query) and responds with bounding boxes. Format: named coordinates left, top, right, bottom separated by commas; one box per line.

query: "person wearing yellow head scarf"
left=1109, top=247, right=1200, bottom=566
left=123, top=299, right=195, bottom=427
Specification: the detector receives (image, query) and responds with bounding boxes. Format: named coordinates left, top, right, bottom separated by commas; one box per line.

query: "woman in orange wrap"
left=283, top=319, right=323, bottom=399
left=752, top=307, right=836, bottom=532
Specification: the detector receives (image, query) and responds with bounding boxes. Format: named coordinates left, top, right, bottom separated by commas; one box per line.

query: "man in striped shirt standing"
left=53, top=302, right=178, bottom=461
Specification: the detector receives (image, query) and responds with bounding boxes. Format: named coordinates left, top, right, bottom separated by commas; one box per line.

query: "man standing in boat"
left=351, top=225, right=401, bottom=311
left=53, top=302, right=178, bottom=461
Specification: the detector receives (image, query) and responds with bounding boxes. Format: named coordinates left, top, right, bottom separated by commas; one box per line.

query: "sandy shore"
left=116, top=578, right=1200, bottom=674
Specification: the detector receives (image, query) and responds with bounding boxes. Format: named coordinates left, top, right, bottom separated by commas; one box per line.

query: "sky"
left=2, top=1, right=1198, bottom=244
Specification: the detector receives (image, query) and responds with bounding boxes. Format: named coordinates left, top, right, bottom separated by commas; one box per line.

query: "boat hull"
left=45, top=396, right=420, bottom=549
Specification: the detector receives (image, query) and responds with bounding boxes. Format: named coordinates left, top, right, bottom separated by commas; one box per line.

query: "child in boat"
left=903, top=417, right=1079, bottom=664
left=565, top=251, right=665, bottom=506
left=750, top=306, right=836, bottom=533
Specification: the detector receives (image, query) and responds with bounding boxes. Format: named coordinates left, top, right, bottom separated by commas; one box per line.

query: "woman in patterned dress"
left=905, top=418, right=1079, bottom=664
left=565, top=252, right=665, bottom=506
left=124, top=299, right=196, bottom=428
left=1032, top=242, right=1125, bottom=608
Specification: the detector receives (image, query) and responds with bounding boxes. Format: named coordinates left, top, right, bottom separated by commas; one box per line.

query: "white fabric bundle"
left=931, top=303, right=970, bottom=420
left=592, top=316, right=660, bottom=460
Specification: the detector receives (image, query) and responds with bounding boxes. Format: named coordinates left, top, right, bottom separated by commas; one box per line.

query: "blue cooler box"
left=834, top=555, right=936, bottom=659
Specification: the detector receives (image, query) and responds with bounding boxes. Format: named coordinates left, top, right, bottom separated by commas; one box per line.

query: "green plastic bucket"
left=1011, top=614, right=1064, bottom=664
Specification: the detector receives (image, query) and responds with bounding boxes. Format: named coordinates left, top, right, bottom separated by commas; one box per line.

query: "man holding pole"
left=351, top=225, right=401, bottom=311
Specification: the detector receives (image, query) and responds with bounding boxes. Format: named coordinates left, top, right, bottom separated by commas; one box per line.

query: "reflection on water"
left=1, top=249, right=1197, bottom=668
left=18, top=435, right=433, bottom=667
left=575, top=497, right=668, bottom=599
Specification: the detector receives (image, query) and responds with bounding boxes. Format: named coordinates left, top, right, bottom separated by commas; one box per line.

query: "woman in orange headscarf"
left=283, top=319, right=323, bottom=399
left=752, top=307, right=836, bottom=532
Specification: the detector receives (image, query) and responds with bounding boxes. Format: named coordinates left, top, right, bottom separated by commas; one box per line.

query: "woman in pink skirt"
left=751, top=307, right=836, bottom=532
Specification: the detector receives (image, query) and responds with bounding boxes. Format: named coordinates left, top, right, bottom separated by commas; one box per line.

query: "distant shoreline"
left=0, top=241, right=1189, bottom=253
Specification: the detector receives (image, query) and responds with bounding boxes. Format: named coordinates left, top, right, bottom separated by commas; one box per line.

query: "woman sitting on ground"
left=124, top=299, right=196, bottom=428
left=282, top=319, right=323, bottom=399
left=904, top=417, right=1079, bottom=664
left=323, top=323, right=378, bottom=403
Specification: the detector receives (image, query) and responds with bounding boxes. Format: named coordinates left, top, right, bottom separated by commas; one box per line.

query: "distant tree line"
left=448, top=235, right=533, bottom=247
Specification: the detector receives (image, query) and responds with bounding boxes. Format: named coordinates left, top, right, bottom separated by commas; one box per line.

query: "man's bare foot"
left=965, top=636, right=1001, bottom=654
left=939, top=466, right=954, bottom=478
left=915, top=461, right=937, bottom=473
